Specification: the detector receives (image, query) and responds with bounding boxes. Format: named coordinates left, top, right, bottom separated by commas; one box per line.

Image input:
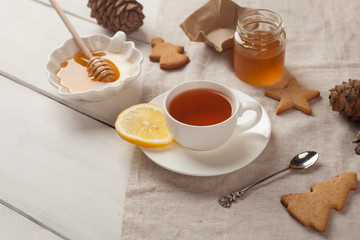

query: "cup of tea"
left=163, top=80, right=262, bottom=150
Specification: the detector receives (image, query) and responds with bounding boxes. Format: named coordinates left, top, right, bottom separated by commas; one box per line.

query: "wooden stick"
left=49, top=0, right=93, bottom=59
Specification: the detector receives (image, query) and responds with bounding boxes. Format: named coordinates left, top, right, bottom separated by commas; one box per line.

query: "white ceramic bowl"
left=45, top=31, right=143, bottom=101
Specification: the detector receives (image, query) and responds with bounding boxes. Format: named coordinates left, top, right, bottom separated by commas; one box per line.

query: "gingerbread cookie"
left=265, top=78, right=320, bottom=115
left=281, top=172, right=357, bottom=232
left=149, top=38, right=189, bottom=70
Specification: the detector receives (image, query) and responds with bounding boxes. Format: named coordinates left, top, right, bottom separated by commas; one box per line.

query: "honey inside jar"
left=233, top=9, right=286, bottom=86
left=56, top=50, right=133, bottom=93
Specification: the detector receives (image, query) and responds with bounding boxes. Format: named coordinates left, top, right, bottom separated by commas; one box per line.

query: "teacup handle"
left=236, top=101, right=262, bottom=134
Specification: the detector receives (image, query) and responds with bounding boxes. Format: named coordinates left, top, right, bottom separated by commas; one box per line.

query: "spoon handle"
left=218, top=167, right=289, bottom=208
left=49, top=0, right=93, bottom=59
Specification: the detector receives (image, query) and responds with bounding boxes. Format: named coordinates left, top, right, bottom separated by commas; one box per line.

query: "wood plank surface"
left=0, top=75, right=133, bottom=240
left=0, top=203, right=62, bottom=240
left=0, top=0, right=152, bottom=126
left=0, top=0, right=160, bottom=239
left=36, top=0, right=159, bottom=43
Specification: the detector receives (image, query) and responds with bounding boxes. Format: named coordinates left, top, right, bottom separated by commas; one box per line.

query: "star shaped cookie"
left=265, top=78, right=320, bottom=115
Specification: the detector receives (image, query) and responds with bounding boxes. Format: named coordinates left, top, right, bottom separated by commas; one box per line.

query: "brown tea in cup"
left=163, top=81, right=262, bottom=150
left=168, top=88, right=233, bottom=126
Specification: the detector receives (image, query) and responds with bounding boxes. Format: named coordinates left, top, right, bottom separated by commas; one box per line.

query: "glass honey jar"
left=233, top=9, right=286, bottom=86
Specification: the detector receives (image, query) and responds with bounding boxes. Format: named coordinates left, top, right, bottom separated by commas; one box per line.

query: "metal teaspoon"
left=218, top=151, right=319, bottom=208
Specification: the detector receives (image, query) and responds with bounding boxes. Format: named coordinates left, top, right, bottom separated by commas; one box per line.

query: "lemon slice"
left=115, top=103, right=174, bottom=148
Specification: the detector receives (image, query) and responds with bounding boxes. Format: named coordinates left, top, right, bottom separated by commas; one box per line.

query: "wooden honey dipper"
left=49, top=0, right=116, bottom=82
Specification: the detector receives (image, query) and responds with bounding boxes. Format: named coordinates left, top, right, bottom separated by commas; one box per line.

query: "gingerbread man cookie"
left=149, top=38, right=189, bottom=70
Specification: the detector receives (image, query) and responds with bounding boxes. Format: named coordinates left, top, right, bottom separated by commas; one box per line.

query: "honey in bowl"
left=168, top=88, right=233, bottom=126
left=56, top=50, right=133, bottom=93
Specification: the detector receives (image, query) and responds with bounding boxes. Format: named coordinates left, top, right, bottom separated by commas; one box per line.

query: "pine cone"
left=352, top=132, right=360, bottom=155
left=329, top=79, right=360, bottom=120
left=88, top=0, right=145, bottom=34
left=329, top=79, right=360, bottom=155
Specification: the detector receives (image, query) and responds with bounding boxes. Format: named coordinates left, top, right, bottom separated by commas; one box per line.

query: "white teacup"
left=163, top=81, right=262, bottom=150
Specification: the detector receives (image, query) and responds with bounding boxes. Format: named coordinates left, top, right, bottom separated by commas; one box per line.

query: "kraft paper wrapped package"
left=180, top=0, right=251, bottom=52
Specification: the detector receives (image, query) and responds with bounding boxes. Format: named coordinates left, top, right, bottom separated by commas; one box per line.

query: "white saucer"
left=140, top=89, right=271, bottom=177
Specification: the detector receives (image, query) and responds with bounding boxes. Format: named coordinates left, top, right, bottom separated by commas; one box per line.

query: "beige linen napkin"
left=121, top=0, right=360, bottom=239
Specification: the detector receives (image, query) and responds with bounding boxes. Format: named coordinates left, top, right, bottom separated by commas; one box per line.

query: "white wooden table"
left=0, top=0, right=158, bottom=239
left=4, top=0, right=360, bottom=239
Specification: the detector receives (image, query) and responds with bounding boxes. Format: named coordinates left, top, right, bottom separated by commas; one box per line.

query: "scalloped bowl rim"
left=45, top=32, right=143, bottom=101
